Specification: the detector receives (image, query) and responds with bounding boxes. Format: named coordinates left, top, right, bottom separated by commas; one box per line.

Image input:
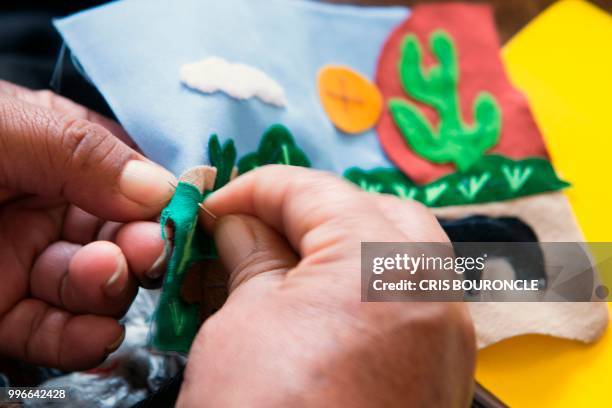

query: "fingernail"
left=120, top=160, right=177, bottom=207
left=214, top=215, right=255, bottom=272
left=105, top=325, right=126, bottom=354
left=104, top=255, right=128, bottom=298
left=146, top=248, right=167, bottom=280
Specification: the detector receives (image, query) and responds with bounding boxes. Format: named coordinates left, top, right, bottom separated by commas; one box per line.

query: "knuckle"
left=35, top=89, right=55, bottom=105
left=228, top=246, right=291, bottom=291
left=425, top=302, right=475, bottom=346
left=60, top=117, right=119, bottom=172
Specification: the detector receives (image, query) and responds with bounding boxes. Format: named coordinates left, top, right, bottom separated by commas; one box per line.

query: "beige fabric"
left=179, top=165, right=217, bottom=192
left=432, top=192, right=609, bottom=348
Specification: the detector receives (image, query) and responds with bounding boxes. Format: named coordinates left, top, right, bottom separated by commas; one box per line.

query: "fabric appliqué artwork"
left=375, top=3, right=549, bottom=184
left=389, top=30, right=501, bottom=171
left=317, top=65, right=383, bottom=134
left=344, top=22, right=569, bottom=208
left=180, top=56, right=287, bottom=108
left=54, top=0, right=607, bottom=353
left=345, top=155, right=569, bottom=207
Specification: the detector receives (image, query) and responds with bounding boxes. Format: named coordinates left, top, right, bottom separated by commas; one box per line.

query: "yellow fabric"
left=476, top=1, right=612, bottom=406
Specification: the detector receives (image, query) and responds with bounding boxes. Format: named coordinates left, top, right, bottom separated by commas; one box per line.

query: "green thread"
left=424, top=183, right=448, bottom=205
left=391, top=183, right=417, bottom=199
left=238, top=124, right=311, bottom=174
left=501, top=164, right=533, bottom=192
left=457, top=173, right=491, bottom=201
left=389, top=30, right=502, bottom=171
left=344, top=155, right=570, bottom=207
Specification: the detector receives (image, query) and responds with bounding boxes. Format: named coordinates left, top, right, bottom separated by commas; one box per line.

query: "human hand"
left=178, top=166, right=476, bottom=407
left=0, top=81, right=176, bottom=370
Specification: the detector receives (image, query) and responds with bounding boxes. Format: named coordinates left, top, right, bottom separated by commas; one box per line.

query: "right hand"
left=178, top=165, right=476, bottom=407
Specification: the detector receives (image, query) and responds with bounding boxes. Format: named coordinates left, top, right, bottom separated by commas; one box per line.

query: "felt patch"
left=238, top=124, right=311, bottom=174
left=432, top=192, right=609, bottom=348
left=440, top=216, right=546, bottom=288
left=344, top=155, right=569, bottom=207
left=152, top=134, right=242, bottom=353
left=180, top=56, right=287, bottom=108
left=375, top=3, right=549, bottom=184
left=207, top=134, right=237, bottom=190
left=440, top=215, right=539, bottom=243
left=389, top=31, right=501, bottom=171
left=317, top=65, right=383, bottom=134
left=151, top=166, right=217, bottom=353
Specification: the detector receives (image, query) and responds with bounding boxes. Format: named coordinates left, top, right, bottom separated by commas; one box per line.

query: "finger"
left=115, top=221, right=167, bottom=289
left=369, top=194, right=449, bottom=242
left=0, top=80, right=136, bottom=148
left=30, top=241, right=81, bottom=307
left=214, top=215, right=299, bottom=296
left=62, top=205, right=104, bottom=244
left=204, top=166, right=406, bottom=258
left=31, top=241, right=137, bottom=317
left=66, top=241, right=137, bottom=316
left=0, top=298, right=124, bottom=371
left=97, top=221, right=123, bottom=241
left=62, top=207, right=166, bottom=288
left=0, top=94, right=176, bottom=221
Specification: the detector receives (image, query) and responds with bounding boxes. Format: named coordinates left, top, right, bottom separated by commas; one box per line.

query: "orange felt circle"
left=317, top=65, right=383, bottom=134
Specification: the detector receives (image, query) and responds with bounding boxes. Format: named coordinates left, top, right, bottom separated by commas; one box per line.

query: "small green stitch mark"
left=170, top=301, right=186, bottom=336
left=424, top=183, right=448, bottom=205
left=457, top=173, right=491, bottom=201
left=360, top=179, right=383, bottom=193
left=280, top=144, right=290, bottom=165
left=391, top=183, right=417, bottom=199
left=501, top=164, right=533, bottom=192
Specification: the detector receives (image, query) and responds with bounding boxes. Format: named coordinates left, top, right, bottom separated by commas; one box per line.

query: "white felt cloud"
left=180, top=56, right=287, bottom=108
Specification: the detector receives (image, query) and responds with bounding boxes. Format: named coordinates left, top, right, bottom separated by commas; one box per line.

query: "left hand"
left=0, top=81, right=176, bottom=370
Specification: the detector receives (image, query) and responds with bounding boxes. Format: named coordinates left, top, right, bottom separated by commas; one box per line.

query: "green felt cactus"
left=389, top=30, right=502, bottom=171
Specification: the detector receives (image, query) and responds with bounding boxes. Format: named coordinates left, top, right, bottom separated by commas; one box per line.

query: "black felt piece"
left=439, top=215, right=546, bottom=287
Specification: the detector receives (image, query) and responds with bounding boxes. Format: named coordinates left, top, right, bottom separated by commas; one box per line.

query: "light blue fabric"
left=54, top=0, right=409, bottom=176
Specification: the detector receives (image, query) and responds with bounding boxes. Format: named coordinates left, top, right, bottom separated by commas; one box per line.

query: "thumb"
left=0, top=95, right=176, bottom=221
left=213, top=215, right=299, bottom=295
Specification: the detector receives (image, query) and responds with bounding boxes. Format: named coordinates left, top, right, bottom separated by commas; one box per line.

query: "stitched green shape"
left=208, top=134, right=237, bottom=189
left=389, top=31, right=502, bottom=171
left=344, top=155, right=569, bottom=207
left=152, top=134, right=238, bottom=353
left=151, top=182, right=216, bottom=353
left=238, top=124, right=310, bottom=174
